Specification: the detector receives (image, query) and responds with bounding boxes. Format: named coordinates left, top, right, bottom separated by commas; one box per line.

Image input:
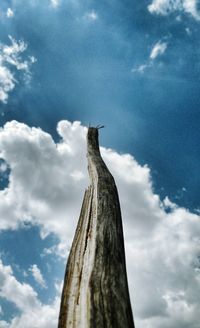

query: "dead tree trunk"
left=58, top=127, right=135, bottom=328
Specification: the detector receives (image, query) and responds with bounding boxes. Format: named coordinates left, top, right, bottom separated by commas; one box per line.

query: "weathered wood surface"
left=58, top=127, right=135, bottom=328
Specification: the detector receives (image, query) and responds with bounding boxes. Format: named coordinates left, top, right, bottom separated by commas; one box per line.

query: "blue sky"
left=0, top=1, right=200, bottom=327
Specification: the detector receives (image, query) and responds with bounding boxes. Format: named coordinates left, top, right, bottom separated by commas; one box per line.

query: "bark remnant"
left=58, top=127, right=135, bottom=328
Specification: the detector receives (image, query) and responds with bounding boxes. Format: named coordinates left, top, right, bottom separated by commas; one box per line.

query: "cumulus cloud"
left=29, top=264, right=46, bottom=288
left=6, top=298, right=59, bottom=328
left=126, top=207, right=200, bottom=328
left=0, top=120, right=88, bottom=238
left=148, top=0, right=182, bottom=15
left=0, top=260, right=60, bottom=328
left=0, top=120, right=199, bottom=327
left=148, top=0, right=200, bottom=21
left=0, top=36, right=36, bottom=103
left=0, top=259, right=40, bottom=312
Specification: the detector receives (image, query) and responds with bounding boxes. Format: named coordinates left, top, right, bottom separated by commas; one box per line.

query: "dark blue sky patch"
left=0, top=159, right=10, bottom=190
left=0, top=298, right=20, bottom=322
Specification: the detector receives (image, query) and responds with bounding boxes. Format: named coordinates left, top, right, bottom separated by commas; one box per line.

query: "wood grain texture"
left=58, top=127, right=135, bottom=328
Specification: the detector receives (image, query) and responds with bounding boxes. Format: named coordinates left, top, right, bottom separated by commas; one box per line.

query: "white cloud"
left=1, top=36, right=27, bottom=69
left=0, top=259, right=40, bottom=312
left=0, top=66, right=15, bottom=103
left=132, top=40, right=167, bottom=74
left=148, top=0, right=182, bottom=15
left=0, top=120, right=199, bottom=327
left=148, top=0, right=200, bottom=21
left=0, top=260, right=60, bottom=328
left=0, top=36, right=36, bottom=103
left=0, top=320, right=9, bottom=328
left=54, top=281, right=63, bottom=294
left=29, top=264, right=46, bottom=288
left=0, top=120, right=88, bottom=237
left=126, top=206, right=200, bottom=328
left=6, top=297, right=60, bottom=328
left=6, top=8, right=14, bottom=18
left=150, top=41, right=168, bottom=59
left=163, top=195, right=177, bottom=210
left=183, top=0, right=200, bottom=20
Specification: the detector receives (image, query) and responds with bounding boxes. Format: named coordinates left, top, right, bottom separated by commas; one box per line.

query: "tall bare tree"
left=58, top=127, right=135, bottom=328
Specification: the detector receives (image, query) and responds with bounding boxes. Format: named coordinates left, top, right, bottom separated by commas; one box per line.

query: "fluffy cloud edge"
left=0, top=259, right=60, bottom=328
left=148, top=0, right=200, bottom=21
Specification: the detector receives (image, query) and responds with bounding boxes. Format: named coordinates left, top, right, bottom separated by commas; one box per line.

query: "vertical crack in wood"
left=58, top=127, right=135, bottom=328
